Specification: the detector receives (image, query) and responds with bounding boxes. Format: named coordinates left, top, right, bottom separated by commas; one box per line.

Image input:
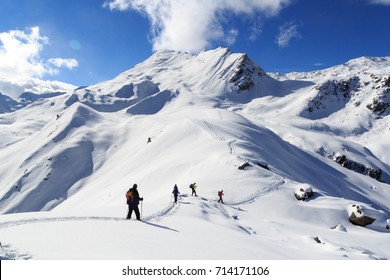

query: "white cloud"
left=249, top=20, right=263, bottom=41
left=225, top=29, right=239, bottom=46
left=0, top=27, right=48, bottom=81
left=275, top=22, right=300, bottom=48
left=368, top=0, right=390, bottom=5
left=48, top=58, right=79, bottom=70
left=104, top=0, right=291, bottom=53
left=0, top=27, right=78, bottom=98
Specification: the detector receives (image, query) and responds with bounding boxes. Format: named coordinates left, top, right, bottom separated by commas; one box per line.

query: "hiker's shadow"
left=142, top=221, right=179, bottom=232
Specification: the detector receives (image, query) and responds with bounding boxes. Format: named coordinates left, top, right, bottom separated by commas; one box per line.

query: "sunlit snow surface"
left=0, top=49, right=389, bottom=259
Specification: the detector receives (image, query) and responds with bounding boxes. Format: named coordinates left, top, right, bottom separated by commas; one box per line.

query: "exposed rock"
left=238, top=162, right=251, bottom=170
left=334, top=154, right=383, bottom=182
left=349, top=212, right=376, bottom=226
left=366, top=75, right=390, bottom=116
left=229, top=54, right=267, bottom=92
left=305, top=77, right=360, bottom=117
left=366, top=88, right=390, bottom=116
left=256, top=162, right=270, bottom=170
left=348, top=204, right=376, bottom=226
left=294, top=184, right=314, bottom=201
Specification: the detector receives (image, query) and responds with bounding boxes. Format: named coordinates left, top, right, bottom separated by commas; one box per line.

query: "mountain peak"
left=81, top=47, right=272, bottom=107
left=343, top=56, right=390, bottom=73
left=1, top=48, right=390, bottom=260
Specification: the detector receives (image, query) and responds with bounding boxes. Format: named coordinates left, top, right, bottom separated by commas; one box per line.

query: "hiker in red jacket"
left=218, top=190, right=224, bottom=203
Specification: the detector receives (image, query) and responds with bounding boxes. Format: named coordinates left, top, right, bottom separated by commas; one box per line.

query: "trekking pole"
left=141, top=200, right=143, bottom=220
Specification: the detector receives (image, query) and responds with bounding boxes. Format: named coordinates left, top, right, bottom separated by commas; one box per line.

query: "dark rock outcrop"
left=349, top=204, right=376, bottom=226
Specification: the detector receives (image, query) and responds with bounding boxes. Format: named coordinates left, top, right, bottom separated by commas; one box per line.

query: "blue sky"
left=1, top=0, right=390, bottom=95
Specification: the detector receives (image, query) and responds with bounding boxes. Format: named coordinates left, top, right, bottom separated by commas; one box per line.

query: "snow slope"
left=0, top=48, right=389, bottom=260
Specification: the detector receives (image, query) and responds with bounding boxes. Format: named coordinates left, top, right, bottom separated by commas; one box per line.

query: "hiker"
left=147, top=137, right=152, bottom=143
left=126, top=184, right=143, bottom=220
left=189, top=182, right=197, bottom=196
left=172, top=184, right=180, bottom=204
left=218, top=190, right=224, bottom=203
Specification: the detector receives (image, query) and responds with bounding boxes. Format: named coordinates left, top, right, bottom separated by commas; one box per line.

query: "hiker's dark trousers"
left=127, top=204, right=141, bottom=220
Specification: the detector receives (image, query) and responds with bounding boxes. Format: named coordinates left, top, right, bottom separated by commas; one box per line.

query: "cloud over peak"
left=104, top=0, right=291, bottom=53
left=275, top=22, right=300, bottom=48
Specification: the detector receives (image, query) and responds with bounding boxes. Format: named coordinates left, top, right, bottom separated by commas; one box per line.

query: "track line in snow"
left=143, top=198, right=181, bottom=222
left=0, top=179, right=284, bottom=230
left=229, top=179, right=286, bottom=206
left=0, top=216, right=124, bottom=229
left=203, top=120, right=225, bottom=141
left=0, top=199, right=182, bottom=229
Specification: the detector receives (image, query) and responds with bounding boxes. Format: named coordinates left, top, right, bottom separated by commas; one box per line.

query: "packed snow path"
left=0, top=178, right=286, bottom=229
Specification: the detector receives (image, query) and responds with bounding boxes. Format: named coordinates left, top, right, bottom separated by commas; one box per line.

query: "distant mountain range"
left=0, top=48, right=389, bottom=260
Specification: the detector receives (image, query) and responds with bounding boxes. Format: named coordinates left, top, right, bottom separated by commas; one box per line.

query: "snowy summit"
left=0, top=48, right=389, bottom=260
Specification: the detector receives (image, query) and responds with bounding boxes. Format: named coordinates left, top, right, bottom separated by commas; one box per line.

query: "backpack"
left=126, top=189, right=133, bottom=204
left=218, top=191, right=222, bottom=197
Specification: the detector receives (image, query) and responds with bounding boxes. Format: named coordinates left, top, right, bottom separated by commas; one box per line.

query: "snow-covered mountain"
left=0, top=48, right=389, bottom=260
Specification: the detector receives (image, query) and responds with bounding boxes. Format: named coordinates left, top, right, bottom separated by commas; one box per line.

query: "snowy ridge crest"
left=0, top=49, right=390, bottom=260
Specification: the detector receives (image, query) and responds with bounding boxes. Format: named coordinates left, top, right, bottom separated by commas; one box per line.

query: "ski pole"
left=141, top=200, right=143, bottom=220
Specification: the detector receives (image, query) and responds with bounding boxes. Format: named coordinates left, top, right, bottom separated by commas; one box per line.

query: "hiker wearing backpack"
left=126, top=184, right=143, bottom=220
left=218, top=190, right=224, bottom=203
left=172, top=184, right=180, bottom=204
left=189, top=182, right=197, bottom=196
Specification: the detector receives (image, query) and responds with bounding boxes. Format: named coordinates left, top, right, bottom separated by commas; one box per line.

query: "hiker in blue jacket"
left=172, top=184, right=180, bottom=204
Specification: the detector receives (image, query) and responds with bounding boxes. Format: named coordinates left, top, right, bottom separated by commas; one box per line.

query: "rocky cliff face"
left=229, top=54, right=267, bottom=92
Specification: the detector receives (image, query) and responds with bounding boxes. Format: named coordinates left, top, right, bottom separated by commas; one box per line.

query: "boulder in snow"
left=348, top=204, right=376, bottom=226
left=256, top=162, right=270, bottom=170
left=238, top=162, right=251, bottom=170
left=294, top=184, right=314, bottom=201
left=314, top=236, right=322, bottom=244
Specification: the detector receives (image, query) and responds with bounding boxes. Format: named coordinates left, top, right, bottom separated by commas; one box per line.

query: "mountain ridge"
left=0, top=48, right=389, bottom=259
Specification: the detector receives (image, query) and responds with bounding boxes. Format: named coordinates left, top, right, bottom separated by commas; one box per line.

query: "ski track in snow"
left=230, top=179, right=286, bottom=206
left=0, top=180, right=285, bottom=229
left=0, top=115, right=287, bottom=230
left=203, top=120, right=225, bottom=141
left=0, top=111, right=285, bottom=249
left=0, top=199, right=180, bottom=229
